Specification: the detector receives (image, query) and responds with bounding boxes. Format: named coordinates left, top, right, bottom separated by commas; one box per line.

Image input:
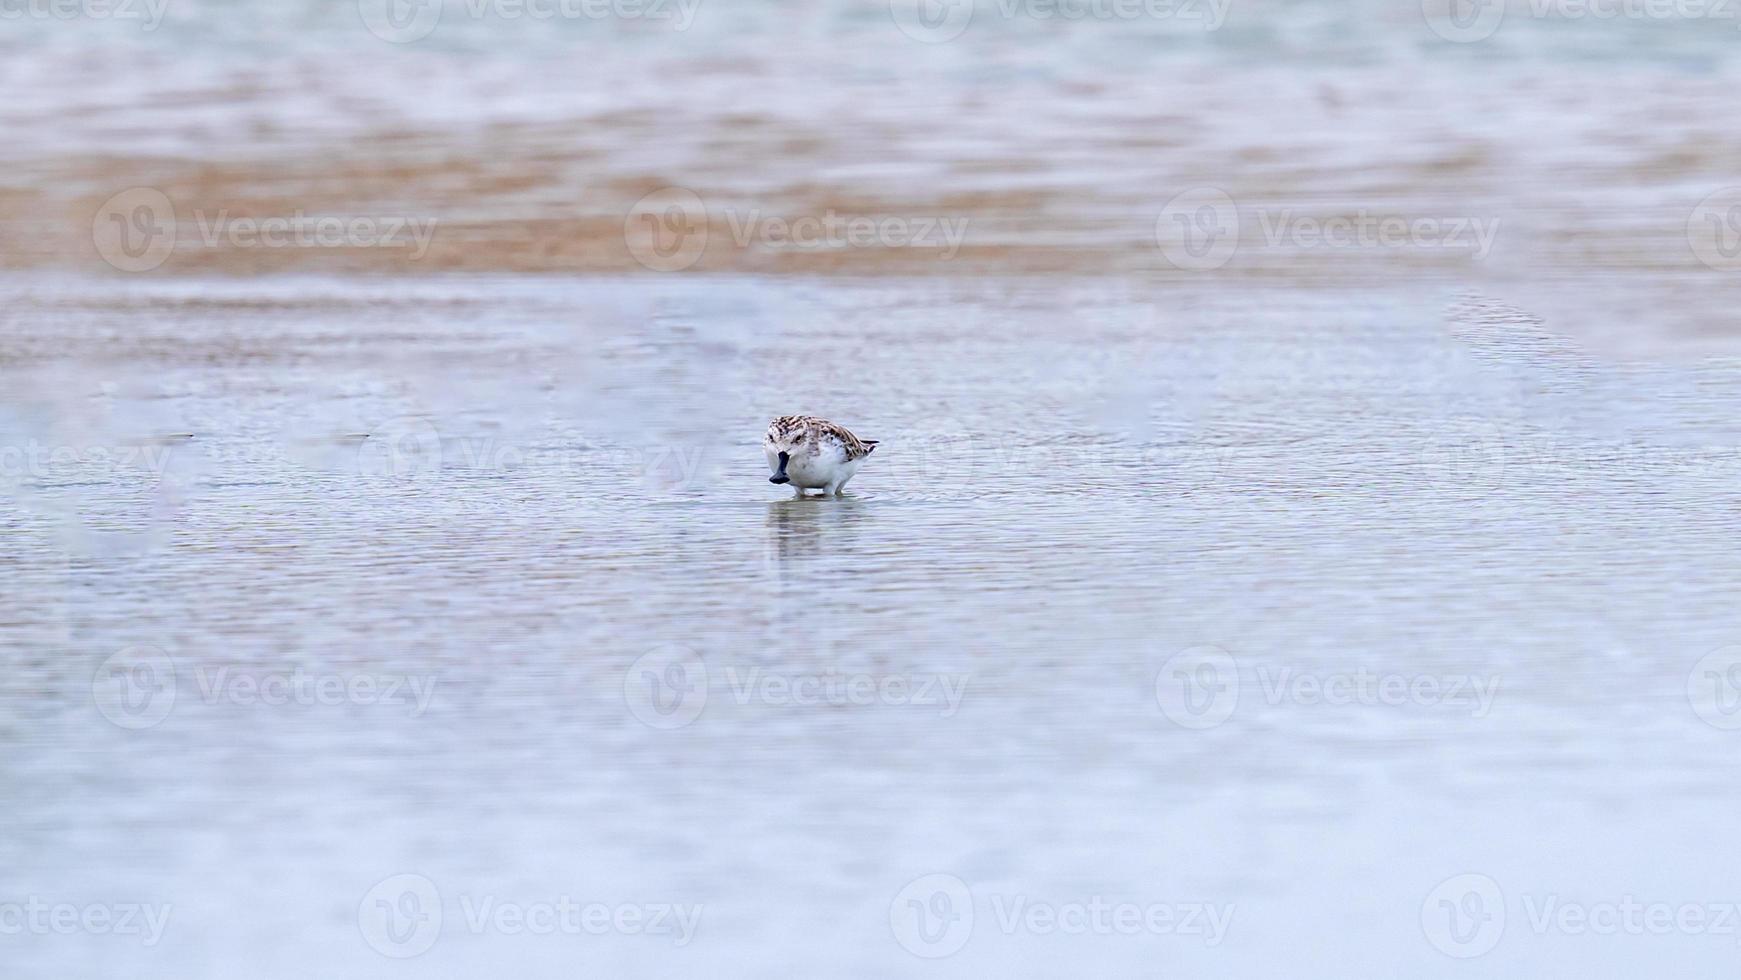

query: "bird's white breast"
left=779, top=441, right=855, bottom=488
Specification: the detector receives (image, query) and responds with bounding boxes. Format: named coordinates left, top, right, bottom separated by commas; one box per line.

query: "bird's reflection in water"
left=763, top=496, right=871, bottom=569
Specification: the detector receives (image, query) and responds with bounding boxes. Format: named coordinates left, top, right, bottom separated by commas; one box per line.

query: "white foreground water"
left=5, top=276, right=1741, bottom=976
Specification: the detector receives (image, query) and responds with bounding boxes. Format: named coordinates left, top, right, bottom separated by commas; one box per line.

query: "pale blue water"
left=5, top=275, right=1741, bottom=976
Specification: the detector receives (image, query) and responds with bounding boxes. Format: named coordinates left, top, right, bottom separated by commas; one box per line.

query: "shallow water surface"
left=5, top=276, right=1741, bottom=976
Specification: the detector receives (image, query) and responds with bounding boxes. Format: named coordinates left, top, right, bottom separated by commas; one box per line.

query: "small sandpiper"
left=764, top=415, right=878, bottom=496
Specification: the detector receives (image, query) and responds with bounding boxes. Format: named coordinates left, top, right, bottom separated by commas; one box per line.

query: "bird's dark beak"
left=769, top=451, right=790, bottom=484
